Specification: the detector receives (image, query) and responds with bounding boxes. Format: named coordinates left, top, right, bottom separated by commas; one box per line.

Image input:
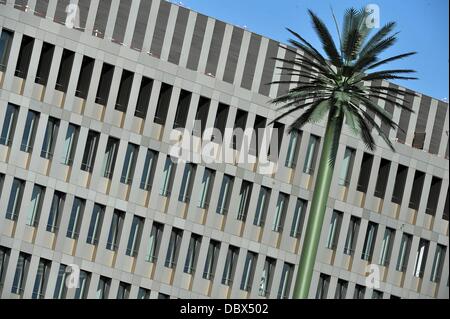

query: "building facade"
left=0, top=0, right=448, bottom=299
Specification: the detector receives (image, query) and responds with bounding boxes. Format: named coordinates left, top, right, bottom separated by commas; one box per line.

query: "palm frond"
left=359, top=22, right=396, bottom=56
left=354, top=35, right=399, bottom=71
left=359, top=108, right=396, bottom=151
left=365, top=52, right=417, bottom=70
left=288, top=98, right=329, bottom=131
left=349, top=105, right=377, bottom=150
left=269, top=99, right=322, bottom=125
left=308, top=10, right=342, bottom=66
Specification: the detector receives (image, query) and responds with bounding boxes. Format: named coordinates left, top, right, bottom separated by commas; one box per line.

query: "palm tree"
left=270, top=8, right=417, bottom=298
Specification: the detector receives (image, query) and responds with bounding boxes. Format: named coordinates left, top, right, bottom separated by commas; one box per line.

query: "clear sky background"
left=176, top=0, right=449, bottom=100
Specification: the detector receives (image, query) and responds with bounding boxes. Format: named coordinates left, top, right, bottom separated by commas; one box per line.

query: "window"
left=53, top=264, right=68, bottom=299
left=303, top=134, right=320, bottom=174
left=212, top=103, right=229, bottom=142
left=135, top=76, right=153, bottom=118
left=217, top=175, right=234, bottom=215
left=86, top=204, right=105, bottom=245
left=240, top=251, right=257, bottom=291
left=179, top=163, right=196, bottom=203
left=61, top=124, right=79, bottom=166
left=0, top=29, right=14, bottom=72
left=120, top=143, right=139, bottom=184
left=315, top=273, right=330, bottom=299
left=430, top=244, right=446, bottom=283
left=102, top=137, right=120, bottom=179
left=361, top=222, right=378, bottom=261
left=140, top=149, right=158, bottom=190
left=249, top=115, right=266, bottom=157
left=154, top=83, right=173, bottom=125
left=326, top=210, right=343, bottom=249
left=46, top=191, right=65, bottom=233
left=344, top=216, right=360, bottom=255
left=137, top=287, right=151, bottom=299
left=158, top=293, right=170, bottom=299
left=0, top=246, right=11, bottom=291
left=412, top=131, right=426, bottom=150
left=222, top=245, right=239, bottom=286
left=338, top=147, right=355, bottom=186
left=203, top=240, right=220, bottom=280
left=443, top=189, right=449, bottom=221
left=6, top=178, right=25, bottom=221
left=278, top=263, right=293, bottom=299
left=115, top=70, right=134, bottom=112
left=165, top=228, right=183, bottom=268
left=0, top=103, right=19, bottom=146
left=409, top=170, right=425, bottom=210
left=20, top=110, right=39, bottom=153
left=32, top=258, right=50, bottom=299
left=290, top=199, right=307, bottom=238
left=396, top=233, right=412, bottom=272
left=146, top=222, right=163, bottom=263
left=374, top=158, right=391, bottom=198
left=199, top=168, right=214, bottom=209
left=335, top=279, right=348, bottom=299
left=379, top=227, right=395, bottom=266
left=11, top=252, right=31, bottom=296
left=96, top=276, right=111, bottom=299
left=55, top=49, right=75, bottom=92
left=184, top=233, right=202, bottom=274
left=35, top=42, right=55, bottom=85
left=356, top=153, right=374, bottom=192
left=126, top=215, right=144, bottom=257
left=254, top=186, right=270, bottom=227
left=81, top=130, right=100, bottom=172
left=0, top=173, right=4, bottom=198
left=106, top=209, right=125, bottom=251
left=268, top=122, right=284, bottom=161
left=74, top=270, right=90, bottom=299
left=95, top=63, right=114, bottom=105
left=285, top=129, right=301, bottom=168
left=353, top=284, right=366, bottom=299
left=259, top=257, right=276, bottom=297
left=273, top=193, right=288, bottom=232
left=26, top=184, right=45, bottom=227
left=372, top=290, right=383, bottom=299
left=160, top=156, right=176, bottom=196
left=232, top=109, right=248, bottom=150
left=15, top=35, right=34, bottom=78
left=425, top=176, right=442, bottom=215
left=413, top=239, right=429, bottom=278
left=391, top=164, right=408, bottom=204
left=192, top=96, right=210, bottom=137
left=41, top=117, right=60, bottom=159
left=237, top=181, right=252, bottom=221
left=66, top=197, right=85, bottom=239
left=75, top=56, right=94, bottom=99
left=117, top=282, right=131, bottom=299
left=173, top=89, right=191, bottom=128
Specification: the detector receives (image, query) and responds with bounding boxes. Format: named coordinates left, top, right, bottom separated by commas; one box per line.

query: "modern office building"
left=0, top=0, right=448, bottom=299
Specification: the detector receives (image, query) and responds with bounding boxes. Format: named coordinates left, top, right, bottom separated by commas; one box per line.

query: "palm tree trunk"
left=293, top=110, right=344, bottom=298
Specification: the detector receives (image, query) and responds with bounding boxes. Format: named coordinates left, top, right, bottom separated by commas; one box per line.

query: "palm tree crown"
left=271, top=8, right=417, bottom=155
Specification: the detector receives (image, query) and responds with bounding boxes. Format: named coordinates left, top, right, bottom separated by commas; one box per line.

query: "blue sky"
left=177, top=0, right=449, bottom=100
